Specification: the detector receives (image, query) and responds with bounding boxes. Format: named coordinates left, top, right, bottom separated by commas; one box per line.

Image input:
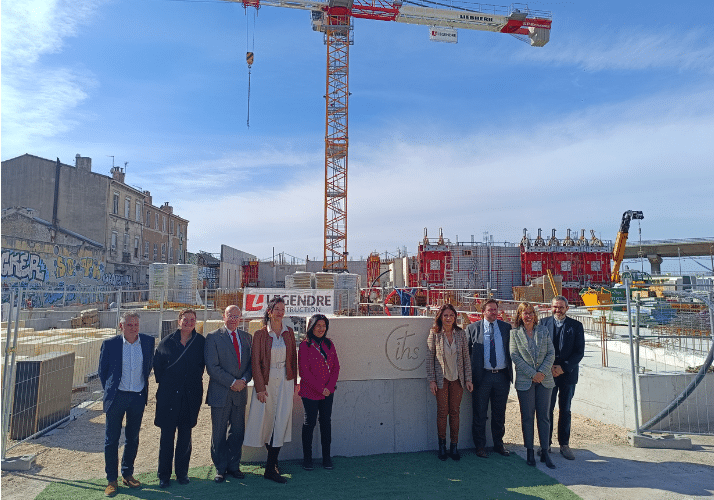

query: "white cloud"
left=1, top=0, right=105, bottom=154
left=523, top=28, right=714, bottom=73
left=181, top=85, right=714, bottom=259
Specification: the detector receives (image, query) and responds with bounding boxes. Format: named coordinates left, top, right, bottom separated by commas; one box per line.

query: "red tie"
left=231, top=331, right=241, bottom=368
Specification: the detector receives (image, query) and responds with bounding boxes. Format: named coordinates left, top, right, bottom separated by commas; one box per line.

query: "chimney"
left=111, top=166, right=125, bottom=183
left=76, top=154, right=92, bottom=172
left=161, top=202, right=173, bottom=214
left=143, top=190, right=152, bottom=206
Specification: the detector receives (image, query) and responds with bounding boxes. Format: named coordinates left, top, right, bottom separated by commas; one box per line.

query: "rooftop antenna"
left=124, top=161, right=128, bottom=173
left=107, top=155, right=115, bottom=169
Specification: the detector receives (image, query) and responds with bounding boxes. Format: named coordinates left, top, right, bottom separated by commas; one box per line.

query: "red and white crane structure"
left=224, top=0, right=552, bottom=271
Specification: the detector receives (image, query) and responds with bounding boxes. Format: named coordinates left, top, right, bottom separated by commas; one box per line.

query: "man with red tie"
left=205, top=305, right=253, bottom=483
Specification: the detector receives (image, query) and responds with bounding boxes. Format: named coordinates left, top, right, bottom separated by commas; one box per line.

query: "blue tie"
left=489, top=323, right=497, bottom=369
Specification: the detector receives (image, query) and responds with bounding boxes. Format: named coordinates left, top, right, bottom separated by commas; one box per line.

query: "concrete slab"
left=1, top=455, right=36, bottom=471
left=629, top=432, right=692, bottom=449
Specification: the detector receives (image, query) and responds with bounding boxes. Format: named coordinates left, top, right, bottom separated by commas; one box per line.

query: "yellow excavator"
left=581, top=210, right=644, bottom=307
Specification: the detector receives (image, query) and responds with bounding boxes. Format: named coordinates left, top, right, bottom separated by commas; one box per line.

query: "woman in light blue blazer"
left=510, top=302, right=556, bottom=469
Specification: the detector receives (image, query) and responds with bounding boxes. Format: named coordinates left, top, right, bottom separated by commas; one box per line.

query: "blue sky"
left=2, top=0, right=713, bottom=272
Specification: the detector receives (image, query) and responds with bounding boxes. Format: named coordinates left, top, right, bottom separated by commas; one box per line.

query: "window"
left=161, top=243, right=166, bottom=259
left=124, top=232, right=129, bottom=251
left=134, top=237, right=140, bottom=258
left=112, top=193, right=119, bottom=214
left=124, top=197, right=131, bottom=218
left=111, top=231, right=118, bottom=250
left=146, top=210, right=151, bottom=226
left=155, top=214, right=159, bottom=230
left=168, top=246, right=173, bottom=263
left=170, top=219, right=174, bottom=234
left=153, top=244, right=158, bottom=260
left=135, top=201, right=141, bottom=221
left=162, top=216, right=166, bottom=233
left=144, top=241, right=149, bottom=258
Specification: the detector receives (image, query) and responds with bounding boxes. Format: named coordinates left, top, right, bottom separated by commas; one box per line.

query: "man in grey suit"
left=205, top=305, right=252, bottom=483
left=466, top=299, right=513, bottom=458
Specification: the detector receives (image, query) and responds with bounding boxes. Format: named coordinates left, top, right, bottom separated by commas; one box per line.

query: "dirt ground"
left=0, top=374, right=631, bottom=500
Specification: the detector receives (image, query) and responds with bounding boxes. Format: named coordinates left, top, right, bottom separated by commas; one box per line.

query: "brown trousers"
left=436, top=378, right=464, bottom=443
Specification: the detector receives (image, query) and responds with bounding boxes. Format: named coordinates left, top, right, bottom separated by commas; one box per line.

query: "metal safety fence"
left=1, top=286, right=240, bottom=460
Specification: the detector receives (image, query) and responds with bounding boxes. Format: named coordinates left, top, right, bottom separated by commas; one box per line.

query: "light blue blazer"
left=510, top=324, right=555, bottom=391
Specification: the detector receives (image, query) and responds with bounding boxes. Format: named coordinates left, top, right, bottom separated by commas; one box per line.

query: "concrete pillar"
left=647, top=254, right=663, bottom=275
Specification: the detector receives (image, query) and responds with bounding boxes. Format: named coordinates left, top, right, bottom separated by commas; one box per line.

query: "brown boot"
left=104, top=481, right=118, bottom=497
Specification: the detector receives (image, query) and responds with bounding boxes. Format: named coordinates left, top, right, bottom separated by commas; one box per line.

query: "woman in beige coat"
left=427, top=304, right=473, bottom=461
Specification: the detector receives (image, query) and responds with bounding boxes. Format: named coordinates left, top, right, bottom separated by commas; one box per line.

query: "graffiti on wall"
left=2, top=251, right=48, bottom=282
left=2, top=249, right=133, bottom=289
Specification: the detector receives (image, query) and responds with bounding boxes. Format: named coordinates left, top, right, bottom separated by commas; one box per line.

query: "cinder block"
left=628, top=432, right=692, bottom=449
left=1, top=455, right=36, bottom=471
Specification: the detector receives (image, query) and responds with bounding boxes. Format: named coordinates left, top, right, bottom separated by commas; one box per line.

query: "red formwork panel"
left=241, top=261, right=259, bottom=288
left=522, top=248, right=612, bottom=288
left=562, top=286, right=583, bottom=306
left=367, top=253, right=381, bottom=287
left=417, top=244, right=449, bottom=286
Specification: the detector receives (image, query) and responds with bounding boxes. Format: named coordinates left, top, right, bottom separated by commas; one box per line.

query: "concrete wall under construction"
left=241, top=316, right=492, bottom=461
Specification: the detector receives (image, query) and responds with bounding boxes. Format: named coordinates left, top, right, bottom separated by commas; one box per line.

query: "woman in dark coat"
left=153, top=308, right=206, bottom=488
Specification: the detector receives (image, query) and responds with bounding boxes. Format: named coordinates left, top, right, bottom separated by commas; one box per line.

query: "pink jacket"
left=298, top=339, right=340, bottom=400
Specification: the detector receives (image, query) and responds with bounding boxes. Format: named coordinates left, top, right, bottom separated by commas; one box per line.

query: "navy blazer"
left=466, top=319, right=513, bottom=385
left=540, top=316, right=585, bottom=386
left=99, top=333, right=156, bottom=412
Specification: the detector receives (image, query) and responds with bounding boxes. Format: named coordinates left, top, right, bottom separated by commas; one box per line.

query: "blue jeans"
left=549, top=383, right=576, bottom=446
left=105, top=390, right=145, bottom=482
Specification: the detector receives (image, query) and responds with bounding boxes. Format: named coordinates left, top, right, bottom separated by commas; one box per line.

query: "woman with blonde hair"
left=427, top=304, right=473, bottom=461
left=510, top=302, right=556, bottom=469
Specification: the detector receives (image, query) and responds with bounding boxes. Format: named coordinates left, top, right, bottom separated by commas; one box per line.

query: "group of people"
left=426, top=296, right=585, bottom=468
left=99, top=294, right=583, bottom=497
left=98, top=297, right=340, bottom=497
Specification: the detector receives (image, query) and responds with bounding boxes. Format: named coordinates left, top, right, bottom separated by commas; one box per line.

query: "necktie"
left=489, top=322, right=497, bottom=369
left=231, top=331, right=241, bottom=368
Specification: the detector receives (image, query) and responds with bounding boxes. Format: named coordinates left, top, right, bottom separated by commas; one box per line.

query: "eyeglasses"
left=226, top=315, right=241, bottom=320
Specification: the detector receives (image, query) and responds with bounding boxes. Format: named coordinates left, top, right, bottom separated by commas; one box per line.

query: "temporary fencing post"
left=625, top=278, right=641, bottom=435
left=116, top=288, right=123, bottom=332
left=1, top=289, right=23, bottom=461
left=635, top=297, right=641, bottom=374
left=204, top=288, right=208, bottom=326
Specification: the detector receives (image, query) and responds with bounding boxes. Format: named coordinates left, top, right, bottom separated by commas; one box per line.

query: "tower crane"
left=223, top=0, right=552, bottom=271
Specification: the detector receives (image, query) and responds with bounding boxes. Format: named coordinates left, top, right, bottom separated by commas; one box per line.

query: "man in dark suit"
left=466, top=299, right=513, bottom=458
left=98, top=312, right=155, bottom=497
left=205, top=305, right=253, bottom=483
left=540, top=295, right=585, bottom=461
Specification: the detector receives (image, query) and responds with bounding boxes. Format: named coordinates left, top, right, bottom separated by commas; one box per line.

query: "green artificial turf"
left=36, top=449, right=580, bottom=500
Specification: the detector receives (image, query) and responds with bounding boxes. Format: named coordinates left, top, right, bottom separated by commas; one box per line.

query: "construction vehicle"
left=222, top=0, right=552, bottom=271
left=611, top=210, right=644, bottom=283
left=580, top=210, right=644, bottom=308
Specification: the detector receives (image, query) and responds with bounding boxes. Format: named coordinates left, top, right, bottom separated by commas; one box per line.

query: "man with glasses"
left=205, top=305, right=253, bottom=482
left=540, top=296, right=584, bottom=460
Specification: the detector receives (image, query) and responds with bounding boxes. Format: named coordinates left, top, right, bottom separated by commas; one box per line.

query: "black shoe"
left=541, top=449, right=556, bottom=469
left=438, top=438, right=448, bottom=461
left=159, top=478, right=170, bottom=488
left=493, top=445, right=510, bottom=457
left=264, top=468, right=287, bottom=483
left=323, top=457, right=334, bottom=470
left=227, top=469, right=245, bottom=479
left=303, top=459, right=314, bottom=471
left=177, top=476, right=190, bottom=485
left=213, top=474, right=225, bottom=483
left=449, top=443, right=461, bottom=461
left=526, top=449, right=536, bottom=466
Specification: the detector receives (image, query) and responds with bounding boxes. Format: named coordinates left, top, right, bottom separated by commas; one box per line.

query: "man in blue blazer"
left=205, top=305, right=253, bottom=483
left=98, top=312, right=155, bottom=497
left=540, top=296, right=584, bottom=461
left=466, top=299, right=513, bottom=458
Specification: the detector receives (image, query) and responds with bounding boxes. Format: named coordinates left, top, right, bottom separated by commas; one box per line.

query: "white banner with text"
left=242, top=288, right=335, bottom=318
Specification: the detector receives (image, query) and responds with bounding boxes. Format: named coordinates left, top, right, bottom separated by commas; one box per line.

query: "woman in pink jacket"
left=298, top=314, right=340, bottom=471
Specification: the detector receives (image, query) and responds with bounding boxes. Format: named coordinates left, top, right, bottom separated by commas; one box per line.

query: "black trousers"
left=472, top=370, right=509, bottom=450
left=301, top=394, right=334, bottom=458
left=158, top=424, right=192, bottom=480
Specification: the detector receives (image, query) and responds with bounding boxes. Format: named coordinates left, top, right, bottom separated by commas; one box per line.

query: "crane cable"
left=246, top=9, right=256, bottom=128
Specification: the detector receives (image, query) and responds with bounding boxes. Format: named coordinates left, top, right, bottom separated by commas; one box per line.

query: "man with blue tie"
left=205, top=305, right=253, bottom=483
left=98, top=312, right=155, bottom=497
left=466, top=299, right=513, bottom=458
left=540, top=296, right=584, bottom=461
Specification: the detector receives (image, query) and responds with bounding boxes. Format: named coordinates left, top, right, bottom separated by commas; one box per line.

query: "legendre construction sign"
left=243, top=288, right=335, bottom=318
